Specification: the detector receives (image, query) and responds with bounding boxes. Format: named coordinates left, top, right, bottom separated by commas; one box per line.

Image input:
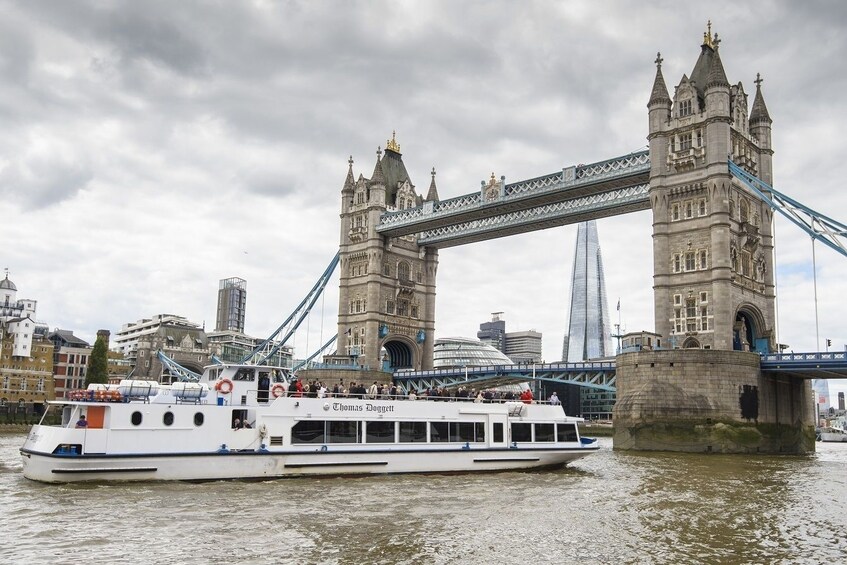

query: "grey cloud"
left=0, top=144, right=93, bottom=209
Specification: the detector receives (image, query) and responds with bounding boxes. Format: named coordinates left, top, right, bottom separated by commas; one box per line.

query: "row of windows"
left=125, top=410, right=204, bottom=427
left=386, top=300, right=419, bottom=318
left=672, top=129, right=702, bottom=150
left=671, top=199, right=707, bottom=221
left=672, top=250, right=708, bottom=272
left=382, top=262, right=422, bottom=283
left=1, top=377, right=46, bottom=391
left=291, top=420, right=579, bottom=445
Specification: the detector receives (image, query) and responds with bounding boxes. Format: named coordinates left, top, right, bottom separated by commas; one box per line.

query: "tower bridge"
left=299, top=25, right=847, bottom=453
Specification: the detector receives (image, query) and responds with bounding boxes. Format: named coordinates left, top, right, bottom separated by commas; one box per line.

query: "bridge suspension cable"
left=292, top=334, right=338, bottom=372
left=156, top=350, right=201, bottom=382
left=729, top=160, right=847, bottom=258
left=240, top=251, right=340, bottom=365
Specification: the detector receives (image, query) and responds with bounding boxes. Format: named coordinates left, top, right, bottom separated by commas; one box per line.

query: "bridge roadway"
left=376, top=150, right=650, bottom=248
left=392, top=352, right=847, bottom=392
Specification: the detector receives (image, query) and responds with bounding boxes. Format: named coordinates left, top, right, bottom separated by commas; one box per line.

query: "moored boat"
left=20, top=363, right=598, bottom=483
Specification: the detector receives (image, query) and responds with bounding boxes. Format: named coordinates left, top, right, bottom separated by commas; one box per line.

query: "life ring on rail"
left=215, top=379, right=234, bottom=394
left=271, top=384, right=285, bottom=398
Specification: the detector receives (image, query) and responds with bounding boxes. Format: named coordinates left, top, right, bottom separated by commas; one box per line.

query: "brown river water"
left=1, top=433, right=845, bottom=564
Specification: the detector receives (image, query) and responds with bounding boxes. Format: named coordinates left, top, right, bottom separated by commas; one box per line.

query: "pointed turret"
left=425, top=167, right=439, bottom=202
left=648, top=52, right=672, bottom=107
left=749, top=73, right=774, bottom=184
left=749, top=73, right=772, bottom=124
left=705, top=47, right=729, bottom=89
left=370, top=146, right=385, bottom=187
left=342, top=155, right=355, bottom=193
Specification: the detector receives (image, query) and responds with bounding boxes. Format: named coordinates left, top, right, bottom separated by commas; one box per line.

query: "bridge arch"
left=381, top=336, right=418, bottom=371
left=733, top=305, right=767, bottom=353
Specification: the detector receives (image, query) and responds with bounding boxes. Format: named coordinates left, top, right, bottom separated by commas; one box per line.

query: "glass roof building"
left=433, top=337, right=513, bottom=369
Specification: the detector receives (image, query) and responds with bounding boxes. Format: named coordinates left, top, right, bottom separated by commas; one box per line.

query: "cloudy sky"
left=2, top=1, right=846, bottom=398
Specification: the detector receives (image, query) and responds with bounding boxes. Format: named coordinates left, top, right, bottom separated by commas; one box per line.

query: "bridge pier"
left=612, top=350, right=815, bottom=454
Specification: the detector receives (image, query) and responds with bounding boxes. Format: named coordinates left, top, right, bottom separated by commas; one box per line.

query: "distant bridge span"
left=392, top=352, right=847, bottom=393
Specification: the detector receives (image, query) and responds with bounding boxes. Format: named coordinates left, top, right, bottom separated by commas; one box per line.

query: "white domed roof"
left=0, top=274, right=16, bottom=291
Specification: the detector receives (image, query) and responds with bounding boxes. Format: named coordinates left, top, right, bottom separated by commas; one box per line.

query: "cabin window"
left=328, top=421, right=360, bottom=443
left=535, top=423, right=555, bottom=442
left=365, top=421, right=395, bottom=443
left=430, top=422, right=449, bottom=442
left=163, top=412, right=174, bottom=426
left=292, top=420, right=326, bottom=444
left=557, top=423, right=578, bottom=442
left=233, top=368, right=255, bottom=381
left=493, top=422, right=504, bottom=442
left=194, top=412, right=204, bottom=426
left=399, top=421, right=427, bottom=442
left=511, top=423, right=532, bottom=442
left=131, top=411, right=142, bottom=426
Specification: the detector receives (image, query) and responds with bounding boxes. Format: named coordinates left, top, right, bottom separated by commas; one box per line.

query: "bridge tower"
left=648, top=25, right=776, bottom=353
left=335, top=134, right=438, bottom=372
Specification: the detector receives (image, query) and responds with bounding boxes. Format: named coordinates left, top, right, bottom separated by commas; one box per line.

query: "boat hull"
left=21, top=445, right=597, bottom=483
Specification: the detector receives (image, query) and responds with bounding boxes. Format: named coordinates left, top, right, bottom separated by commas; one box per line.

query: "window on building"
left=685, top=252, right=695, bottom=271
left=679, top=99, right=692, bottom=117
left=411, top=305, right=418, bottom=319
left=699, top=199, right=706, bottom=216
left=685, top=201, right=693, bottom=218
left=397, top=300, right=409, bottom=317
left=386, top=300, right=395, bottom=315
left=398, top=262, right=410, bottom=281
left=700, top=292, right=708, bottom=303
left=674, top=294, right=682, bottom=305
left=700, top=307, right=708, bottom=331
left=696, top=130, right=703, bottom=147
left=740, top=200, right=749, bottom=223
left=699, top=251, right=707, bottom=269
left=673, top=255, right=681, bottom=273
left=672, top=204, right=680, bottom=221
left=742, top=252, right=751, bottom=277
left=383, top=263, right=391, bottom=276
left=680, top=132, right=692, bottom=150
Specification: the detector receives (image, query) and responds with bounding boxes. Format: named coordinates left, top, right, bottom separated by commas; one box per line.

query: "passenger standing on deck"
left=368, top=382, right=378, bottom=400
left=549, top=392, right=561, bottom=406
left=75, top=414, right=88, bottom=428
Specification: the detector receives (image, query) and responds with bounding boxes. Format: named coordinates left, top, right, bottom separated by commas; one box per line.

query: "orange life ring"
left=216, top=379, right=234, bottom=394
left=271, top=384, right=285, bottom=398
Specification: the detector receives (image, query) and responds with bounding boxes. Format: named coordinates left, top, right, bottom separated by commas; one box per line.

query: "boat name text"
left=331, top=403, right=395, bottom=414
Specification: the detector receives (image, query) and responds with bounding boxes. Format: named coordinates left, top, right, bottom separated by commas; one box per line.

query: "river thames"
left=2, top=433, right=845, bottom=564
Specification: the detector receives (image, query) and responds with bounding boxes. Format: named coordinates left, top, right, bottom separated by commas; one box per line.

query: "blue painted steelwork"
left=760, top=351, right=847, bottom=379
left=156, top=351, right=201, bottom=382
left=240, top=252, right=340, bottom=365
left=729, top=160, right=847, bottom=258
left=393, top=361, right=617, bottom=392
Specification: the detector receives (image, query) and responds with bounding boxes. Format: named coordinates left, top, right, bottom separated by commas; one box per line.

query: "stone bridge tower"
left=648, top=25, right=776, bottom=353
left=334, top=134, right=438, bottom=372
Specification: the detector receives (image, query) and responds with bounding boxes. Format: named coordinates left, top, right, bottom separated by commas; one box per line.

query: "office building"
left=216, top=277, right=247, bottom=333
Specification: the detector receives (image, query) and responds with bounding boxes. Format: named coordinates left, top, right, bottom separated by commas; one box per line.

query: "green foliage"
left=85, top=337, right=109, bottom=386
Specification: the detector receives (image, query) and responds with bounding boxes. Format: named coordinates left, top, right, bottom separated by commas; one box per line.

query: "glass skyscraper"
left=562, top=220, right=613, bottom=362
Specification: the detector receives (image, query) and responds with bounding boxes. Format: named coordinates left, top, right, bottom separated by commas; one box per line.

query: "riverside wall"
left=613, top=349, right=816, bottom=454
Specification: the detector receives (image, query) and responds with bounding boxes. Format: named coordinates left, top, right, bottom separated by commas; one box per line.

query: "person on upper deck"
left=549, top=392, right=561, bottom=406
left=520, top=389, right=534, bottom=404
left=75, top=414, right=88, bottom=428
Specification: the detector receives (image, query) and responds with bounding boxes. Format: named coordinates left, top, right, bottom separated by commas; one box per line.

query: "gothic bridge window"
left=383, top=262, right=391, bottom=276
left=678, top=99, right=692, bottom=117
left=398, top=261, right=410, bottom=282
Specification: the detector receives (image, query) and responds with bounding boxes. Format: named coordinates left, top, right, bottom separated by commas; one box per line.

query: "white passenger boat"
left=20, top=364, right=598, bottom=483
left=818, top=427, right=847, bottom=443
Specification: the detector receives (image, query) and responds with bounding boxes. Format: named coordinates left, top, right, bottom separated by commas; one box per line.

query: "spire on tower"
left=425, top=167, right=439, bottom=202
left=706, top=47, right=729, bottom=89
left=386, top=131, right=401, bottom=154
left=648, top=52, right=671, bottom=106
left=342, top=155, right=355, bottom=192
left=750, top=73, right=772, bottom=123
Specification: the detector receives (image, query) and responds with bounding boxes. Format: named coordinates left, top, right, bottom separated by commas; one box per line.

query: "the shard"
left=562, top=220, right=613, bottom=361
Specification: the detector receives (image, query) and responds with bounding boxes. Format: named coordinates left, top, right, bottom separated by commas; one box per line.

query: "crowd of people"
left=278, top=378, right=560, bottom=405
